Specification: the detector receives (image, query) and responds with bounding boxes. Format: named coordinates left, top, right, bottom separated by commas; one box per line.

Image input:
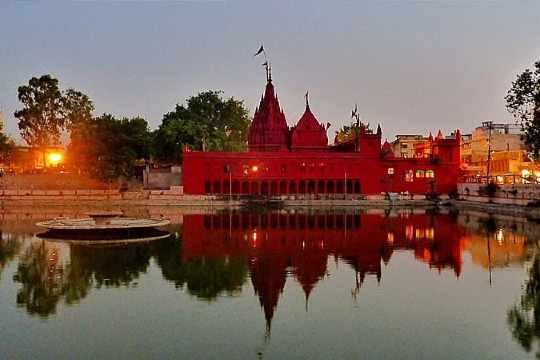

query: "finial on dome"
left=305, top=91, right=310, bottom=109
left=376, top=124, right=382, bottom=136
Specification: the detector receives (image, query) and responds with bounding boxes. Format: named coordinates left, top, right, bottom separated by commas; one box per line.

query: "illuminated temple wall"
left=182, top=76, right=461, bottom=196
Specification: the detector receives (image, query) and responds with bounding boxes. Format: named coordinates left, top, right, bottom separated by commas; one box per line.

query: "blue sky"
left=1, top=0, right=539, bottom=143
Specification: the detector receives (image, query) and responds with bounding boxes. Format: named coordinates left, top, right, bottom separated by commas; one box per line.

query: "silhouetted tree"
left=506, top=61, right=540, bottom=159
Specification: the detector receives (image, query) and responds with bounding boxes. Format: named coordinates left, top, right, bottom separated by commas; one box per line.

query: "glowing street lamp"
left=47, top=152, right=63, bottom=166
left=251, top=165, right=258, bottom=172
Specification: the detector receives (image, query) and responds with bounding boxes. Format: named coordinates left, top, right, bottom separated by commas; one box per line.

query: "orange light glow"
left=47, top=152, right=63, bottom=165
left=251, top=165, right=259, bottom=172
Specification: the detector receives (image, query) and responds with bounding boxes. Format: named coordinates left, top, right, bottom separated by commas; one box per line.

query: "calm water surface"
left=1, top=207, right=539, bottom=359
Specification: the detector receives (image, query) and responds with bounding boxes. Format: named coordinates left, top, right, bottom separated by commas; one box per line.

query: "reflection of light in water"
left=406, top=225, right=414, bottom=240
left=251, top=230, right=257, bottom=247
left=496, top=229, right=504, bottom=245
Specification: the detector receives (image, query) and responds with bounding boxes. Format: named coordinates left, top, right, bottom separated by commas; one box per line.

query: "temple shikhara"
left=183, top=70, right=461, bottom=196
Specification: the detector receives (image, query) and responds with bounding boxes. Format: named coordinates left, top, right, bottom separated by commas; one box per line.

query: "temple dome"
left=290, top=99, right=328, bottom=151
left=248, top=77, right=290, bottom=152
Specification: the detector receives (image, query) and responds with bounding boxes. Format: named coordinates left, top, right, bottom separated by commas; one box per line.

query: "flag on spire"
left=254, top=45, right=265, bottom=57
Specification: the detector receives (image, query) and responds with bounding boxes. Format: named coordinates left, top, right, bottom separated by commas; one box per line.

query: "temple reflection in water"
left=182, top=210, right=467, bottom=330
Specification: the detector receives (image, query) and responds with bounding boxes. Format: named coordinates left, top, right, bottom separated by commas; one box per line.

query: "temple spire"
left=305, top=91, right=310, bottom=109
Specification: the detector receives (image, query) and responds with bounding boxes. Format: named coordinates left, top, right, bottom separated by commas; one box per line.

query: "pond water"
left=1, top=207, right=539, bottom=359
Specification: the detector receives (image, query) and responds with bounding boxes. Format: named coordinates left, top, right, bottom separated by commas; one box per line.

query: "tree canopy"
left=152, top=91, right=250, bottom=163
left=506, top=61, right=540, bottom=159
left=70, top=114, right=151, bottom=179
left=14, top=75, right=65, bottom=149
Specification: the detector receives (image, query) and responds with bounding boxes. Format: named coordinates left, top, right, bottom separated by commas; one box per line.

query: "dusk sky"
left=1, top=1, right=539, bottom=143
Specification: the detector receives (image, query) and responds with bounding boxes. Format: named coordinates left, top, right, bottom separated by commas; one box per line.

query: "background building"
left=460, top=122, right=539, bottom=182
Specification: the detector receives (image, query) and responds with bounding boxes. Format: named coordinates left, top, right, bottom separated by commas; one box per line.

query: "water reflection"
left=0, top=232, right=22, bottom=281
left=2, top=208, right=538, bottom=358
left=185, top=210, right=468, bottom=330
left=153, top=235, right=248, bottom=300
left=508, top=254, right=540, bottom=358
left=13, top=240, right=155, bottom=317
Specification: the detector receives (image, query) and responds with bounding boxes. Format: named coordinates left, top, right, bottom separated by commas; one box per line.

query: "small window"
left=242, top=165, right=249, bottom=176
left=405, top=170, right=414, bottom=182
left=387, top=167, right=395, bottom=175
left=415, top=170, right=425, bottom=178
left=224, top=164, right=231, bottom=173
left=426, top=170, right=435, bottom=178
left=281, top=165, right=287, bottom=174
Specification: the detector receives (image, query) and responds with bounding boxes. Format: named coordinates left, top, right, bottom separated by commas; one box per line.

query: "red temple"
left=183, top=71, right=461, bottom=196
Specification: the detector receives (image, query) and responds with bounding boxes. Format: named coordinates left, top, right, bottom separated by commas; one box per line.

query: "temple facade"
left=182, top=74, right=461, bottom=196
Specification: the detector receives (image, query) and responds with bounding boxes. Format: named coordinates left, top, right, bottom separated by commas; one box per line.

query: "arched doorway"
left=261, top=181, right=269, bottom=195
left=289, top=180, right=297, bottom=194
left=318, top=180, right=325, bottom=194
left=213, top=180, right=221, bottom=194
left=270, top=181, right=278, bottom=195
left=326, top=180, right=335, bottom=194
left=251, top=182, right=259, bottom=195
left=232, top=180, right=240, bottom=194
left=353, top=180, right=361, bottom=194
left=307, top=180, right=316, bottom=193
left=242, top=181, right=249, bottom=194
left=299, top=180, right=306, bottom=194
left=280, top=180, right=287, bottom=194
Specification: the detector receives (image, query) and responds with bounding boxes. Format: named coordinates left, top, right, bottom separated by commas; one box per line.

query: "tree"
left=506, top=61, right=540, bottom=159
left=14, top=75, right=65, bottom=151
left=63, top=88, right=95, bottom=171
left=78, top=114, right=151, bottom=179
left=152, top=91, right=250, bottom=163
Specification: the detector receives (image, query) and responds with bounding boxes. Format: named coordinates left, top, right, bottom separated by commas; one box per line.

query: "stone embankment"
left=450, top=183, right=540, bottom=220
left=0, top=186, right=436, bottom=208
